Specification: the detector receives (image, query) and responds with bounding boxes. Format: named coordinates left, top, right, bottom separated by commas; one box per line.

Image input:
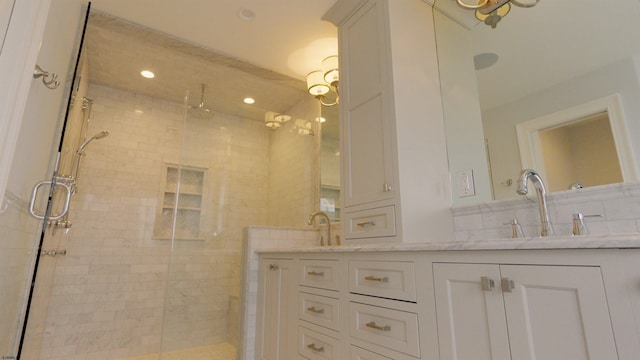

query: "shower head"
left=188, top=83, right=214, bottom=117
left=77, top=130, right=109, bottom=155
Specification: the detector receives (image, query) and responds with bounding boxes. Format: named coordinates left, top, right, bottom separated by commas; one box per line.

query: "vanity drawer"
left=300, top=259, right=340, bottom=291
left=299, top=292, right=341, bottom=331
left=298, top=325, right=341, bottom=360
left=349, top=260, right=416, bottom=302
left=343, top=206, right=396, bottom=239
left=350, top=346, right=392, bottom=360
left=349, top=302, right=420, bottom=357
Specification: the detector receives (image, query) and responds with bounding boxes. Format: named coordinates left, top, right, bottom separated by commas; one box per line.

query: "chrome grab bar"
left=28, top=180, right=72, bottom=220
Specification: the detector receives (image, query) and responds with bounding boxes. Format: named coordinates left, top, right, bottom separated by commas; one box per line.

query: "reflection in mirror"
left=434, top=0, right=640, bottom=203
left=538, top=115, right=621, bottom=192
left=320, top=104, right=340, bottom=222
left=515, top=94, right=638, bottom=193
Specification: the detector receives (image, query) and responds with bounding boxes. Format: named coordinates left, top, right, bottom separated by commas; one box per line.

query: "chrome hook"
left=33, top=64, right=60, bottom=90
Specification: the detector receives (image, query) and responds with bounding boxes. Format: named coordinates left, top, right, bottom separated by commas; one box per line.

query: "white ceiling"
left=90, top=0, right=339, bottom=81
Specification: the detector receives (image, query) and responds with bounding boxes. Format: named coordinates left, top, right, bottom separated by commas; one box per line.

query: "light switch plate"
left=456, top=169, right=475, bottom=197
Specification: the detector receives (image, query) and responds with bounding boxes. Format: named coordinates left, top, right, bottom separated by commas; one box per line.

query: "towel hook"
left=33, top=64, right=60, bottom=89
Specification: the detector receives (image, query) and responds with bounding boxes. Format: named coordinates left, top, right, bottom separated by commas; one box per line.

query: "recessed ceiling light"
left=140, top=70, right=155, bottom=79
left=238, top=8, right=256, bottom=21
left=243, top=97, right=255, bottom=104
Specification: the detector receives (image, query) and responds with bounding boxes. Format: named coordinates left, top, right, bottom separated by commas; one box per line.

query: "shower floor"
left=120, top=342, right=236, bottom=360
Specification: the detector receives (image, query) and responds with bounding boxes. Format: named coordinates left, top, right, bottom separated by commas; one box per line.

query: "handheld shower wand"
left=77, top=130, right=109, bottom=155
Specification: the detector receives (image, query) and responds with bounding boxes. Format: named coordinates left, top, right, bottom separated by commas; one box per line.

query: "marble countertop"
left=256, top=233, right=640, bottom=253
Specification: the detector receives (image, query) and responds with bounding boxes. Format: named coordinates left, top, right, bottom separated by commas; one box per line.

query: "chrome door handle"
left=28, top=180, right=72, bottom=220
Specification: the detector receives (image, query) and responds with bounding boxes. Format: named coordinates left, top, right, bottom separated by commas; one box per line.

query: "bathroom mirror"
left=319, top=104, right=340, bottom=222
left=434, top=0, right=640, bottom=203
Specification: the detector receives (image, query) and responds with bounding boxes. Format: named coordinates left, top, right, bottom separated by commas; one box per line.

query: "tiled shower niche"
left=154, top=165, right=206, bottom=240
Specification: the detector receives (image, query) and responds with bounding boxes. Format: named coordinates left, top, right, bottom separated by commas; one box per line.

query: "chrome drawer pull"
left=356, top=220, right=376, bottom=227
left=501, top=277, right=515, bottom=293
left=307, top=271, right=324, bottom=277
left=481, top=276, right=495, bottom=291
left=366, top=321, right=391, bottom=332
left=307, top=306, right=325, bottom=314
left=364, top=275, right=389, bottom=283
left=307, top=343, right=325, bottom=352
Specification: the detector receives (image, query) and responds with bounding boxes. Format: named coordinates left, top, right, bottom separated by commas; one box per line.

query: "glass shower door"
left=0, top=3, right=90, bottom=358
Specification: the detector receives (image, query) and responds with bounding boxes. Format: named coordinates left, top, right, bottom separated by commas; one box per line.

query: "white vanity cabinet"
left=255, top=246, right=640, bottom=359
left=433, top=263, right=618, bottom=359
left=324, top=0, right=453, bottom=244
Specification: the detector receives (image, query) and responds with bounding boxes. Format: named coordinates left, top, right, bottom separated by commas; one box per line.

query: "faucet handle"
left=503, top=219, right=525, bottom=238
left=572, top=213, right=602, bottom=236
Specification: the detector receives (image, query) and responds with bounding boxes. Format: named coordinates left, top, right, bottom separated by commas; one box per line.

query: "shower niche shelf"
left=153, top=164, right=207, bottom=240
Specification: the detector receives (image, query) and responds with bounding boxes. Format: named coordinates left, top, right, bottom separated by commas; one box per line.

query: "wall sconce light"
left=264, top=111, right=291, bottom=129
left=293, top=118, right=314, bottom=136
left=457, top=0, right=538, bottom=28
left=306, top=55, right=339, bottom=106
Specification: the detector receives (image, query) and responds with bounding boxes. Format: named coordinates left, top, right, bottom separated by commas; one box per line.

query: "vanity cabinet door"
left=433, top=263, right=511, bottom=360
left=501, top=265, right=618, bottom=360
left=256, top=258, right=295, bottom=360
left=434, top=263, right=618, bottom=360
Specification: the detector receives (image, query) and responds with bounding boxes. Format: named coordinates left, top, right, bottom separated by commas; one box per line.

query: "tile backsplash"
left=452, top=182, right=640, bottom=241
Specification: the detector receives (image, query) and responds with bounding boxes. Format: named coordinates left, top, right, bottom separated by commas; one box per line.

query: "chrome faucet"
left=516, top=169, right=555, bottom=237
left=308, top=211, right=332, bottom=246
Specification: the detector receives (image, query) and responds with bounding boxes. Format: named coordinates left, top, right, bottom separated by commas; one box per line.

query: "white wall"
left=484, top=57, right=640, bottom=200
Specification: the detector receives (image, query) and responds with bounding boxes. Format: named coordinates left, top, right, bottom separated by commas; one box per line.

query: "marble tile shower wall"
left=28, top=84, right=270, bottom=359
left=453, top=183, right=640, bottom=241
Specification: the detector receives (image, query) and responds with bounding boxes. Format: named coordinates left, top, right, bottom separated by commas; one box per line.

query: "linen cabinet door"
left=340, top=0, right=395, bottom=209
left=433, top=263, right=511, bottom=360
left=500, top=265, right=618, bottom=360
